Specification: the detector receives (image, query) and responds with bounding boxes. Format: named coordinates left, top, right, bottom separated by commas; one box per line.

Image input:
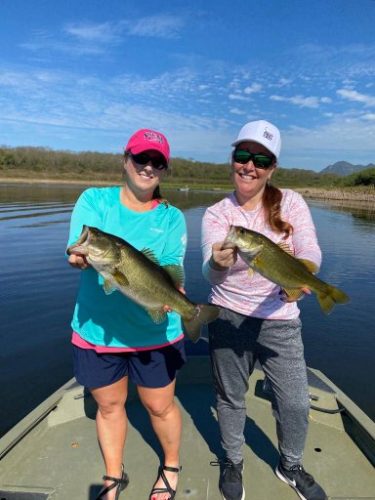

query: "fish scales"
left=67, top=225, right=219, bottom=341
left=224, top=225, right=349, bottom=314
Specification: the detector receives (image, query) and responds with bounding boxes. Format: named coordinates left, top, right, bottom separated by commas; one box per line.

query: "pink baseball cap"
left=125, top=129, right=170, bottom=163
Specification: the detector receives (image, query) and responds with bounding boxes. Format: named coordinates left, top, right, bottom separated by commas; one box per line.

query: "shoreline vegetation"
left=1, top=175, right=374, bottom=209
left=0, top=146, right=374, bottom=208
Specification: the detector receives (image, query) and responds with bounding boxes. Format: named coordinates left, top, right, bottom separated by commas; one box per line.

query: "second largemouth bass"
left=224, top=225, right=349, bottom=314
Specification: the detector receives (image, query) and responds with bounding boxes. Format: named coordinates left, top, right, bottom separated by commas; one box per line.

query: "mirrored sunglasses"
left=233, top=149, right=274, bottom=169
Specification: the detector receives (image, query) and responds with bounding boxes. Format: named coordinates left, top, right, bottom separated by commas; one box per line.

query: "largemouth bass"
left=223, top=225, right=349, bottom=314
left=67, top=226, right=219, bottom=342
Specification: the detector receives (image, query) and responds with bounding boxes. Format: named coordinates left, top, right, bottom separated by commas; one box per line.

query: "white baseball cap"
left=231, top=120, right=281, bottom=159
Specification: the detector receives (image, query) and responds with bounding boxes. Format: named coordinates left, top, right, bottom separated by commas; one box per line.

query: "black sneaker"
left=211, top=458, right=245, bottom=500
left=275, top=463, right=327, bottom=500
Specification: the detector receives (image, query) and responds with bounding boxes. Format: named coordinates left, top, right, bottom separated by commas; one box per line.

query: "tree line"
left=0, top=146, right=373, bottom=188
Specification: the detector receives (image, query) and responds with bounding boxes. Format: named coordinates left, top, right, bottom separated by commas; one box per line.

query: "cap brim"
left=127, top=145, right=169, bottom=164
left=231, top=139, right=277, bottom=159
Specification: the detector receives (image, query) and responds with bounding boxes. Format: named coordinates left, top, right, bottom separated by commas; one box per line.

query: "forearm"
left=202, top=257, right=229, bottom=285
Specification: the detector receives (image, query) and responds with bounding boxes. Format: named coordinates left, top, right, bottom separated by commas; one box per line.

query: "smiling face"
left=231, top=141, right=277, bottom=208
left=123, top=150, right=166, bottom=198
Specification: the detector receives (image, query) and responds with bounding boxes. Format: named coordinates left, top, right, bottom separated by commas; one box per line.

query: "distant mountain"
left=320, top=161, right=375, bottom=176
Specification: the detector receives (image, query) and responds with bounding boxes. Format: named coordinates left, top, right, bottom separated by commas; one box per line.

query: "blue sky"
left=1, top=0, right=374, bottom=171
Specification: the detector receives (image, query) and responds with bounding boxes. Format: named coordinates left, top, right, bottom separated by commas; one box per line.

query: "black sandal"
left=95, top=464, right=129, bottom=500
left=149, top=465, right=182, bottom=500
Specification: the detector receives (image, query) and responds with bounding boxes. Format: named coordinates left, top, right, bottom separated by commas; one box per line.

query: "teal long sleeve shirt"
left=67, top=187, right=187, bottom=349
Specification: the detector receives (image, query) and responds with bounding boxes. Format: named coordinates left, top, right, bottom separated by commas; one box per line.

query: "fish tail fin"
left=317, top=285, right=350, bottom=314
left=183, top=304, right=220, bottom=343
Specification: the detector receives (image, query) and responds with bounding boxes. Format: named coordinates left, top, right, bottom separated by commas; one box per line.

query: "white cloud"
left=282, top=115, right=375, bottom=158
left=244, top=83, right=262, bottom=94
left=269, top=91, right=333, bottom=108
left=126, top=15, right=184, bottom=39
left=270, top=94, right=321, bottom=108
left=229, top=108, right=246, bottom=115
left=20, top=15, right=185, bottom=58
left=337, top=88, right=375, bottom=107
left=270, top=78, right=292, bottom=88
left=228, top=93, right=250, bottom=101
left=362, top=113, right=375, bottom=121
left=64, top=22, right=119, bottom=42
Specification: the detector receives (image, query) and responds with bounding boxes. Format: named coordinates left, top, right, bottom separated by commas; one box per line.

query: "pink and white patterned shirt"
left=201, top=189, right=322, bottom=320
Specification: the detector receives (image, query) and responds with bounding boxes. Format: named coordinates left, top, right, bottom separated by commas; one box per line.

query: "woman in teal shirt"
left=67, top=129, right=185, bottom=500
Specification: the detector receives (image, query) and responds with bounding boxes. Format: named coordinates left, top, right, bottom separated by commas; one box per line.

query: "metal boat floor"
left=0, top=357, right=374, bottom=500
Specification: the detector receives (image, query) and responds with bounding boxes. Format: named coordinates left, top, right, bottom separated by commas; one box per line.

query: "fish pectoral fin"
left=113, top=269, right=129, bottom=287
left=298, top=259, right=319, bottom=274
left=146, top=308, right=167, bottom=324
left=282, top=287, right=305, bottom=301
left=162, top=264, right=185, bottom=288
left=141, top=248, right=159, bottom=264
left=103, top=279, right=117, bottom=295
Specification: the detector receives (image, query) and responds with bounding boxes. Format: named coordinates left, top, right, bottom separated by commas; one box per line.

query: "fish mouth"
left=222, top=225, right=237, bottom=249
left=67, top=225, right=90, bottom=256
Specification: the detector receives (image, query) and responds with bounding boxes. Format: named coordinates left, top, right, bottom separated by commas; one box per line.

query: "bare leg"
left=91, top=377, right=128, bottom=500
left=138, top=380, right=181, bottom=500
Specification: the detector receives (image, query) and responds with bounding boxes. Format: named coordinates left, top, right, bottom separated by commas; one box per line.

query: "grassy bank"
left=1, top=175, right=374, bottom=206
left=295, top=186, right=375, bottom=203
left=0, top=174, right=232, bottom=191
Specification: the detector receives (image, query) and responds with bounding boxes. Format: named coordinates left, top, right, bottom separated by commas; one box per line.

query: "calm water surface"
left=1, top=183, right=374, bottom=437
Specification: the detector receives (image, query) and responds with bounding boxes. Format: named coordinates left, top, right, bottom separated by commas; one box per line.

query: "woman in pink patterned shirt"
left=201, top=120, right=327, bottom=500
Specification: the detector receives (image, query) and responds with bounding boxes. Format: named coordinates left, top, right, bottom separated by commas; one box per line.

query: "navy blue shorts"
left=73, top=340, right=186, bottom=389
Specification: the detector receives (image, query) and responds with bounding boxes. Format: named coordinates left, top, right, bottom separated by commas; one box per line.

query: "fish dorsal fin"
left=282, top=287, right=305, bottom=301
left=277, top=241, right=293, bottom=255
left=113, top=269, right=129, bottom=287
left=162, top=264, right=185, bottom=288
left=299, top=259, right=318, bottom=274
left=141, top=248, right=159, bottom=265
left=146, top=308, right=167, bottom=324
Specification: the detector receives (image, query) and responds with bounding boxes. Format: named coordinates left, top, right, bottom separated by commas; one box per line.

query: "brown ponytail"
left=262, top=183, right=293, bottom=238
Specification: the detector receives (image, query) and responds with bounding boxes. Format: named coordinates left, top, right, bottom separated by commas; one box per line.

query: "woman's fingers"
left=68, top=253, right=89, bottom=269
left=211, top=242, right=237, bottom=269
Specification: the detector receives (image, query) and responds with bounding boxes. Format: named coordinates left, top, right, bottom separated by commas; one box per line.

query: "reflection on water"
left=1, top=182, right=374, bottom=438
left=309, top=199, right=375, bottom=225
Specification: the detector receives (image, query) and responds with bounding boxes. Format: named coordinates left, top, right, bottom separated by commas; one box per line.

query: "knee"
left=96, top=397, right=126, bottom=418
left=144, top=399, right=175, bottom=419
left=278, top=395, right=310, bottom=418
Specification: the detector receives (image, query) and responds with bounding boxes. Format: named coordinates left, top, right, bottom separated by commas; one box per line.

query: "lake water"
left=1, top=183, right=374, bottom=438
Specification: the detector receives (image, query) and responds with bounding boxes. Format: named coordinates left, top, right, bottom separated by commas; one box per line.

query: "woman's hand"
left=210, top=241, right=237, bottom=270
left=68, top=253, right=90, bottom=270
left=162, top=287, right=185, bottom=312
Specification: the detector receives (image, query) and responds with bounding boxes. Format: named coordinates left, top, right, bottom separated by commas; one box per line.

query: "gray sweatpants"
left=208, top=308, right=310, bottom=467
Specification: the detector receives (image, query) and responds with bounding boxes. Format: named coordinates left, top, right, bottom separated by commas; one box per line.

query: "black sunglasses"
left=233, top=149, right=275, bottom=169
left=130, top=153, right=168, bottom=171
